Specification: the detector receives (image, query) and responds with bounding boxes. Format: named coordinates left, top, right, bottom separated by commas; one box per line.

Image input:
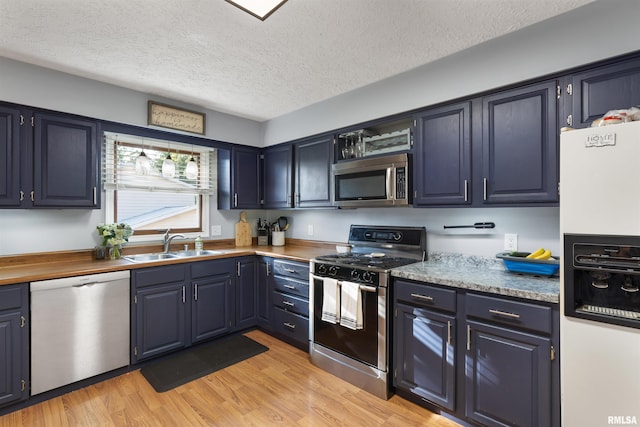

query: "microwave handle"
left=386, top=167, right=395, bottom=201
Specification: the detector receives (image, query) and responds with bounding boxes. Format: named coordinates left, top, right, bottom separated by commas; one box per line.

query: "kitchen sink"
left=171, top=249, right=226, bottom=257
left=123, top=249, right=227, bottom=263
left=123, top=253, right=179, bottom=263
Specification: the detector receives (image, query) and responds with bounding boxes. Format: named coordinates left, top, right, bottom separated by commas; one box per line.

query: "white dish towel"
left=340, top=280, right=363, bottom=330
left=321, top=277, right=340, bottom=324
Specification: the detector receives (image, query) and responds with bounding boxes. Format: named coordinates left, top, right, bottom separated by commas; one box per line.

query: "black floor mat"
left=140, top=334, right=269, bottom=393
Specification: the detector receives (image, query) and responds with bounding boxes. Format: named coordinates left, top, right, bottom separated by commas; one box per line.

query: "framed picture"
left=148, top=101, right=206, bottom=135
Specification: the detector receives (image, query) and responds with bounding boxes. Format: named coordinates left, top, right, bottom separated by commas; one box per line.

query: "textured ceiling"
left=0, top=0, right=595, bottom=122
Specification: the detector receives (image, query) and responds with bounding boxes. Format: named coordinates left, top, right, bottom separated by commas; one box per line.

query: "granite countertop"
left=391, top=252, right=560, bottom=304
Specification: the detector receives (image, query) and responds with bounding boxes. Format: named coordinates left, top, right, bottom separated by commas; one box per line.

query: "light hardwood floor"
left=0, top=330, right=461, bottom=426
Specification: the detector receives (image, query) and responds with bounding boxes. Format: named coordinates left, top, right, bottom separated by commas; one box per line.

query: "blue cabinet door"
left=465, top=320, right=552, bottom=427
left=481, top=80, right=558, bottom=204
left=256, top=257, right=272, bottom=330
left=414, top=102, right=471, bottom=206
left=0, top=284, right=28, bottom=408
left=134, top=282, right=187, bottom=362
left=191, top=271, right=232, bottom=343
left=0, top=104, right=21, bottom=207
left=294, top=135, right=333, bottom=208
left=395, top=303, right=456, bottom=410
left=570, top=57, right=640, bottom=129
left=235, top=257, right=257, bottom=331
left=32, top=112, right=98, bottom=208
left=263, top=144, right=293, bottom=208
left=231, top=146, right=261, bottom=209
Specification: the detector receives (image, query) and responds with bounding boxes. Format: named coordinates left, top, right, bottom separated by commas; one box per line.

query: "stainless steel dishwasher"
left=30, top=270, right=130, bottom=395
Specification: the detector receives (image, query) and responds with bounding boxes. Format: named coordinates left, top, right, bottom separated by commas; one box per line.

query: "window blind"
left=102, top=132, right=216, bottom=195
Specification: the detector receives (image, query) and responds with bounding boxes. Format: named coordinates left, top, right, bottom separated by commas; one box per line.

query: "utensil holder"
left=272, top=231, right=285, bottom=246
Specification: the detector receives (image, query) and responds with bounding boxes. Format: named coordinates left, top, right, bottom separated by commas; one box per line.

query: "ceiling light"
left=225, top=0, right=287, bottom=20
left=135, top=140, right=152, bottom=175
left=162, top=152, right=175, bottom=178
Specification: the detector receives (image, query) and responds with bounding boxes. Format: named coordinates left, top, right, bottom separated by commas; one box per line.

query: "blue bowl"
left=496, top=252, right=560, bottom=277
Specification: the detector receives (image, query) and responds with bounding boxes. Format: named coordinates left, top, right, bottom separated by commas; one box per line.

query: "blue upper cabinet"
left=0, top=104, right=21, bottom=207
left=32, top=112, right=99, bottom=208
left=414, top=102, right=471, bottom=206
left=262, top=144, right=293, bottom=209
left=231, top=146, right=261, bottom=209
left=568, top=56, right=640, bottom=129
left=294, top=135, right=333, bottom=208
left=480, top=80, right=559, bottom=205
left=0, top=104, right=99, bottom=209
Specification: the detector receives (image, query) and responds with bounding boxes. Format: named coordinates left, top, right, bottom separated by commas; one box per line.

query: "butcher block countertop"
left=0, top=239, right=336, bottom=286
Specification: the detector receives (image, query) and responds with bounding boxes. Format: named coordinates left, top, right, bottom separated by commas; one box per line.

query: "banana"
left=526, top=248, right=545, bottom=259
left=534, top=249, right=552, bottom=260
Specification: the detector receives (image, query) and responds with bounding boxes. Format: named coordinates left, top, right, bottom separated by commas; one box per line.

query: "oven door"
left=310, top=273, right=388, bottom=371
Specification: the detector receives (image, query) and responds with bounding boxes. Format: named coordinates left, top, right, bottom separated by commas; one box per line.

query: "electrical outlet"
left=307, top=224, right=314, bottom=236
left=211, top=225, right=222, bottom=236
left=504, top=233, right=518, bottom=251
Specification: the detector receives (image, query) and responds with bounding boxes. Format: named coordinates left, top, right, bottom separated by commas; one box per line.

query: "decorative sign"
left=148, top=101, right=205, bottom=135
left=585, top=132, right=616, bottom=148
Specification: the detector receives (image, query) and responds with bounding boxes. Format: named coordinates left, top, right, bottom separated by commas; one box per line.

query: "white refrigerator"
left=560, top=120, right=640, bottom=426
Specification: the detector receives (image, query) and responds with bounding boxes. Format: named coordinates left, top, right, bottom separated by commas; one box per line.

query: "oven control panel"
left=313, top=263, right=380, bottom=285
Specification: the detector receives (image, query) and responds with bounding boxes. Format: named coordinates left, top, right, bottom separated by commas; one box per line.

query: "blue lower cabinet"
left=465, top=320, right=552, bottom=427
left=0, top=284, right=29, bottom=408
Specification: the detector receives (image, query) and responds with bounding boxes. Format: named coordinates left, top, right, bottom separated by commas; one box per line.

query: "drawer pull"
left=410, top=293, right=433, bottom=302
left=282, top=300, right=295, bottom=307
left=284, top=322, right=296, bottom=329
left=283, top=267, right=297, bottom=273
left=489, top=309, right=521, bottom=319
left=283, top=284, right=296, bottom=290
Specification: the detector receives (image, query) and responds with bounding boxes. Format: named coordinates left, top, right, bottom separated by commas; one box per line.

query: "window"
left=103, top=132, right=215, bottom=237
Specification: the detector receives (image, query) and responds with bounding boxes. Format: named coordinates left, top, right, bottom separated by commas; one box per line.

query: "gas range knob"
left=350, top=270, right=361, bottom=281
left=392, top=232, right=402, bottom=241
left=362, top=271, right=373, bottom=283
left=317, top=264, right=327, bottom=274
left=329, top=265, right=339, bottom=276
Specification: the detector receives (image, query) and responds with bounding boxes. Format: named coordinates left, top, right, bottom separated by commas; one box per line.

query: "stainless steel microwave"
left=332, top=153, right=411, bottom=207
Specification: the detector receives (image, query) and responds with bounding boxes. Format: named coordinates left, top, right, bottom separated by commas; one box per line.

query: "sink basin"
left=170, top=250, right=226, bottom=258
left=123, top=253, right=179, bottom=263
left=123, top=250, right=226, bottom=263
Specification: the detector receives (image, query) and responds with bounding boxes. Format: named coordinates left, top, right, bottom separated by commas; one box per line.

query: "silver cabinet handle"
left=237, top=261, right=241, bottom=277
left=19, top=191, right=24, bottom=201
left=233, top=193, right=238, bottom=207
left=410, top=293, right=433, bottom=301
left=447, top=321, right=451, bottom=345
left=194, top=283, right=198, bottom=301
left=283, top=267, right=296, bottom=273
left=182, top=286, right=185, bottom=303
left=464, top=179, right=468, bottom=202
left=284, top=322, right=296, bottom=329
left=93, top=186, right=97, bottom=205
left=266, top=262, right=270, bottom=276
left=283, top=284, right=296, bottom=290
left=466, top=325, right=471, bottom=351
left=483, top=178, right=487, bottom=201
left=30, top=191, right=35, bottom=202
left=282, top=300, right=295, bottom=307
left=489, top=309, right=521, bottom=319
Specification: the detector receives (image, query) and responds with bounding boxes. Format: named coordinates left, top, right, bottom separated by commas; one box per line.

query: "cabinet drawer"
left=0, top=284, right=26, bottom=311
left=272, top=290, right=309, bottom=317
left=273, top=306, right=309, bottom=345
left=191, top=258, right=234, bottom=279
left=134, top=264, right=186, bottom=288
left=394, top=279, right=456, bottom=313
left=466, top=293, right=552, bottom=334
left=273, top=276, right=309, bottom=299
left=273, top=259, right=309, bottom=280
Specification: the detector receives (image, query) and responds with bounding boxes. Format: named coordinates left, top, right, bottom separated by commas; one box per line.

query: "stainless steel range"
left=309, top=225, right=426, bottom=399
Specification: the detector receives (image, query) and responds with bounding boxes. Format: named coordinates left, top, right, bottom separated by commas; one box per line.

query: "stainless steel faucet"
left=163, top=229, right=185, bottom=252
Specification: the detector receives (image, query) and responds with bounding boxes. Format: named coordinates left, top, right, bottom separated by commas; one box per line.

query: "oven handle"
left=310, top=274, right=377, bottom=293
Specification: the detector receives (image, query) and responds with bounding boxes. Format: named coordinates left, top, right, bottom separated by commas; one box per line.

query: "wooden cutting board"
left=235, top=211, right=252, bottom=246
